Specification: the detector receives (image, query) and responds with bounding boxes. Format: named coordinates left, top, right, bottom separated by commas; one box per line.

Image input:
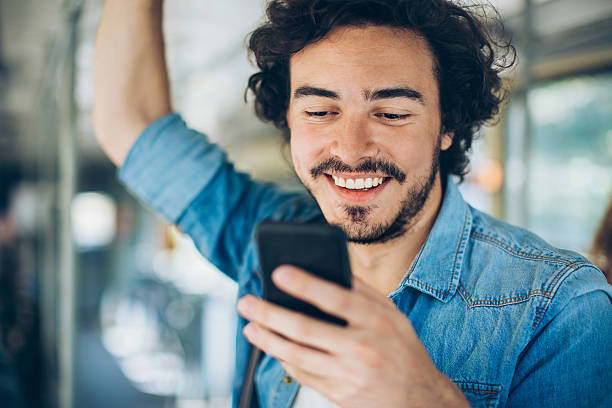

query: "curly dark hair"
left=246, top=0, right=515, bottom=180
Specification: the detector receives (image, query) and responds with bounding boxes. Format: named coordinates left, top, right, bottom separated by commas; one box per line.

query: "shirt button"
left=283, top=375, right=293, bottom=385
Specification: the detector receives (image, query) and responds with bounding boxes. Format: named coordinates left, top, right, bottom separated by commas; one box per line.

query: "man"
left=92, top=0, right=612, bottom=407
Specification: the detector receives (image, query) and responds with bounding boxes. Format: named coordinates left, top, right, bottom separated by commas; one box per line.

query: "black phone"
left=255, top=220, right=352, bottom=326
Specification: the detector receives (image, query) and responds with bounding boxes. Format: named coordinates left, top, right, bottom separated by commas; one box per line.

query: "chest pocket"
left=454, top=381, right=503, bottom=408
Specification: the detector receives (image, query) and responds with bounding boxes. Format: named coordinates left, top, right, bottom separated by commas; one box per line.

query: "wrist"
left=434, top=374, right=470, bottom=407
left=402, top=370, right=470, bottom=407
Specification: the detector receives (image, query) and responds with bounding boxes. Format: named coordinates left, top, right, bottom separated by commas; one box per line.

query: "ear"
left=440, top=131, right=453, bottom=151
left=285, top=109, right=292, bottom=128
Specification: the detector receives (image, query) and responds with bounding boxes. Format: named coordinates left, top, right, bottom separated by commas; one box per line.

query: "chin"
left=326, top=206, right=404, bottom=245
left=329, top=174, right=438, bottom=245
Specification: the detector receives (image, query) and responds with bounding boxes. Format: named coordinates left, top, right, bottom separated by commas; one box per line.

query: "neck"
left=347, top=174, right=445, bottom=295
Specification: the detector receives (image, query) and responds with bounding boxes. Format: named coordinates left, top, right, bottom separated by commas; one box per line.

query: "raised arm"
left=92, top=0, right=172, bottom=166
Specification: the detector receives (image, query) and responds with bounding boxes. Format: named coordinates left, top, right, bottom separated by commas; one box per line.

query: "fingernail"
left=243, top=323, right=255, bottom=338
left=272, top=266, right=292, bottom=284
left=237, top=297, right=251, bottom=314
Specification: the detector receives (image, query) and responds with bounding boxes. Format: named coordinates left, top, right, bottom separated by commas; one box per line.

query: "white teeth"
left=332, top=175, right=385, bottom=190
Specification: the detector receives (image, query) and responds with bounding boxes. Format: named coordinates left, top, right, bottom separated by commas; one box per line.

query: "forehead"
left=289, top=25, right=438, bottom=95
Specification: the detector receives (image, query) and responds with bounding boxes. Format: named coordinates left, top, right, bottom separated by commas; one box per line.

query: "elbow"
left=90, top=106, right=141, bottom=167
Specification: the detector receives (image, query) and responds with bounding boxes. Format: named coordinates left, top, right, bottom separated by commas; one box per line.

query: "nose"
left=329, top=114, right=377, bottom=165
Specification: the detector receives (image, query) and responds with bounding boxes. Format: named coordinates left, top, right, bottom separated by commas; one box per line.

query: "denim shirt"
left=119, top=114, right=612, bottom=408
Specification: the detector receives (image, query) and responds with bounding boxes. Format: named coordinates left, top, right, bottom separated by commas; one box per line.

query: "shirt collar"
left=398, top=176, right=472, bottom=303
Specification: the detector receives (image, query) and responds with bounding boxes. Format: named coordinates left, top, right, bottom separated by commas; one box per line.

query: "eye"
left=304, top=111, right=339, bottom=122
left=305, top=111, right=337, bottom=117
left=375, top=113, right=410, bottom=121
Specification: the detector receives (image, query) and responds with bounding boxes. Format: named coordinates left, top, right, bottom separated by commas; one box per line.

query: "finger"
left=271, top=265, right=369, bottom=323
left=237, top=295, right=349, bottom=353
left=244, top=322, right=341, bottom=378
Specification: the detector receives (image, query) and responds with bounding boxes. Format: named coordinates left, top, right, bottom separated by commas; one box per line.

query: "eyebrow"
left=293, top=85, right=424, bottom=104
left=294, top=86, right=339, bottom=99
left=366, top=88, right=424, bottom=104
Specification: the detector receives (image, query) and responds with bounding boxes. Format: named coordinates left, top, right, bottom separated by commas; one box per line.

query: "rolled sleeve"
left=118, top=113, right=227, bottom=223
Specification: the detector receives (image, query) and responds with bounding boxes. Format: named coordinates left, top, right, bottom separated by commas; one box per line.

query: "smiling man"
left=93, top=0, right=612, bottom=407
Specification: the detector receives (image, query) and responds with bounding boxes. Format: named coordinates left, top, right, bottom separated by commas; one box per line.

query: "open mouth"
left=327, top=174, right=390, bottom=192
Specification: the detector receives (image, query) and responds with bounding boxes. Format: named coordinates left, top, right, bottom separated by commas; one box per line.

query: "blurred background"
left=0, top=0, right=611, bottom=407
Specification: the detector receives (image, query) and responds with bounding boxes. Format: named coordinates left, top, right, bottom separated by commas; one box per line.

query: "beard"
left=306, top=140, right=441, bottom=245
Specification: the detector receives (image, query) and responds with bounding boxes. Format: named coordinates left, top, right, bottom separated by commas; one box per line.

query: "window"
left=524, top=70, right=612, bottom=252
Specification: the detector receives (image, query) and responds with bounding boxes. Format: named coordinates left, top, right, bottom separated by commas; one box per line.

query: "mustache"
left=309, top=158, right=406, bottom=183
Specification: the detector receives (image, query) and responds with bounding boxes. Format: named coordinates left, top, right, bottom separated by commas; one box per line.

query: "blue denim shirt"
left=119, top=114, right=612, bottom=408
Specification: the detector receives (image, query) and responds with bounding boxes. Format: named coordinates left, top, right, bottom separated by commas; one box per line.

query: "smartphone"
left=255, top=220, right=352, bottom=326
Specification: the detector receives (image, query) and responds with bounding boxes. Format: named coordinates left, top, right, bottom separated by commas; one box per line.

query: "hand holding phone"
left=255, top=220, right=352, bottom=325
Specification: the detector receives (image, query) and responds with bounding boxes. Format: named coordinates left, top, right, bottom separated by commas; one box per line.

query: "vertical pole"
left=57, top=2, right=81, bottom=407
left=521, top=0, right=534, bottom=228
left=506, top=0, right=535, bottom=228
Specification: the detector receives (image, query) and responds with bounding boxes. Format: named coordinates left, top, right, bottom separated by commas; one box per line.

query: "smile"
left=329, top=175, right=388, bottom=191
left=331, top=175, right=384, bottom=190
left=322, top=172, right=392, bottom=204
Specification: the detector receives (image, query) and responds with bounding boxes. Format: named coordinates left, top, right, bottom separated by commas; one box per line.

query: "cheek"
left=391, top=123, right=442, bottom=167
left=381, top=137, right=421, bottom=169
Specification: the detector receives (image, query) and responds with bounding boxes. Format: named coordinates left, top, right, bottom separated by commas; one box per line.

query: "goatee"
left=306, top=142, right=441, bottom=245
left=341, top=144, right=440, bottom=244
